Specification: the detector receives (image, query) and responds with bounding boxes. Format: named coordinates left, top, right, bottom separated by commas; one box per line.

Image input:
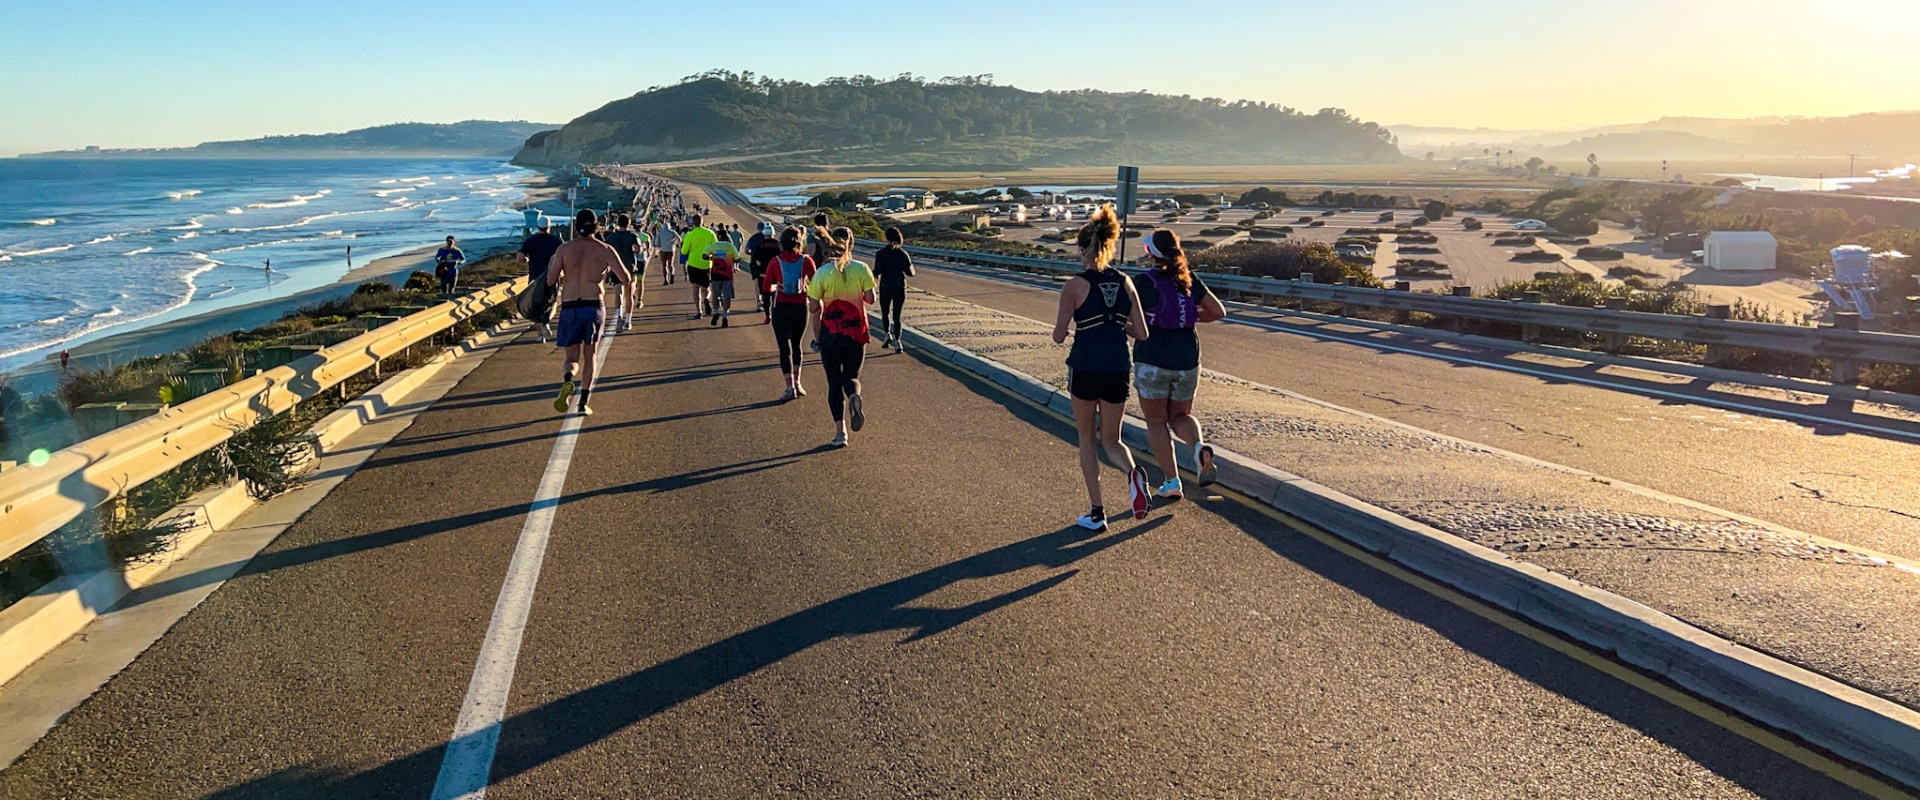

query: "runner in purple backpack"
left=1131, top=228, right=1227, bottom=503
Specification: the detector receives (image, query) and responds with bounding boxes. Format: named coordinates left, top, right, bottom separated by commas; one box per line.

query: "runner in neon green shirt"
left=678, top=215, right=719, bottom=319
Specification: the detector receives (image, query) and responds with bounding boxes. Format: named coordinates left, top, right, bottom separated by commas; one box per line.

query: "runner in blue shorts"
left=545, top=209, right=632, bottom=416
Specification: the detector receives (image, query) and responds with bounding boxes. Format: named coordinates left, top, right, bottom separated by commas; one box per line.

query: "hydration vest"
left=1141, top=268, right=1198, bottom=330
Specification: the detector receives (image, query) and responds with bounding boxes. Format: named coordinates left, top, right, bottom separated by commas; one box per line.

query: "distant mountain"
left=23, top=121, right=558, bottom=159
left=515, top=73, right=1403, bottom=168
left=1542, top=131, right=1762, bottom=159
left=1389, top=125, right=1556, bottom=147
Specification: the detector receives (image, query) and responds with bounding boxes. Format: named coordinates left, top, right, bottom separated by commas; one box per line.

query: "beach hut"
left=1703, top=231, right=1777, bottom=272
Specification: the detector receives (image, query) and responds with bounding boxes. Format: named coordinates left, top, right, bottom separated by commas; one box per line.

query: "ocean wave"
left=204, top=284, right=237, bottom=299
left=373, top=188, right=408, bottom=197
left=167, top=216, right=207, bottom=231
left=226, top=207, right=245, bottom=214
left=91, top=306, right=123, bottom=319
left=423, top=195, right=462, bottom=205
left=399, top=176, right=433, bottom=184
left=164, top=189, right=203, bottom=200
left=24, top=218, right=56, bottom=226
left=174, top=231, right=200, bottom=240
left=35, top=314, right=69, bottom=326
left=0, top=255, right=229, bottom=361
left=8, top=243, right=77, bottom=257
left=123, top=246, right=154, bottom=256
left=247, top=196, right=310, bottom=210
left=208, top=230, right=350, bottom=253
left=84, top=234, right=118, bottom=245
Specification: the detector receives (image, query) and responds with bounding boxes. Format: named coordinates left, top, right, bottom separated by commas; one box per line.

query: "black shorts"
left=1068, top=369, right=1130, bottom=405
left=688, top=268, right=711, bottom=287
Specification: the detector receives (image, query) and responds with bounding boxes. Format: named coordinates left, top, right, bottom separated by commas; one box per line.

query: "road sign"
left=1116, top=165, right=1140, bottom=212
left=567, top=187, right=577, bottom=201
left=578, top=177, right=590, bottom=188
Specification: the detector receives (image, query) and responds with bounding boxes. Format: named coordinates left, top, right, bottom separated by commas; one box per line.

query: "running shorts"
left=1133, top=363, right=1200, bottom=402
left=1068, top=369, right=1130, bottom=405
left=710, top=279, right=735, bottom=301
left=687, top=267, right=711, bottom=287
left=555, top=303, right=603, bottom=348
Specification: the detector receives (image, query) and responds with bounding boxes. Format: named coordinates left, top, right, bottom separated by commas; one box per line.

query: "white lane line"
left=430, top=332, right=615, bottom=800
left=923, top=261, right=1920, bottom=443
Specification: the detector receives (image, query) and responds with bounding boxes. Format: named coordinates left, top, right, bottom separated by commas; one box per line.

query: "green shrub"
left=1462, top=217, right=1483, bottom=230
left=1577, top=246, right=1624, bottom=260
left=1191, top=240, right=1380, bottom=287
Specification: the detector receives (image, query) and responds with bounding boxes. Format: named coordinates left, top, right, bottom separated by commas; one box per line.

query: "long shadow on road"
left=201, top=521, right=1162, bottom=800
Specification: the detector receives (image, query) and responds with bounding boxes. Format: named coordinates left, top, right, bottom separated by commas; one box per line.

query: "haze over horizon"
left=4, top=0, right=1916, bottom=158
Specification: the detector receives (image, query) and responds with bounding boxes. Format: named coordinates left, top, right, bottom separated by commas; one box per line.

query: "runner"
left=703, top=232, right=741, bottom=327
left=434, top=236, right=465, bottom=295
left=1132, top=228, right=1227, bottom=503
left=655, top=215, right=679, bottom=285
left=872, top=226, right=915, bottom=351
left=806, top=226, right=877, bottom=449
left=516, top=217, right=562, bottom=341
left=603, top=213, right=643, bottom=332
left=1051, top=204, right=1151, bottom=531
left=546, top=210, right=631, bottom=416
left=744, top=221, right=781, bottom=324
left=761, top=226, right=816, bottom=399
left=725, top=222, right=745, bottom=251
left=678, top=214, right=719, bottom=320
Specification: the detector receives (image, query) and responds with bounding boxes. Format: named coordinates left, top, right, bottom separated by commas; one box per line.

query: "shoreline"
left=4, top=239, right=508, bottom=397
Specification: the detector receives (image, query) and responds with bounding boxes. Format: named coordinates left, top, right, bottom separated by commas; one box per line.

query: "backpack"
left=1141, top=268, right=1198, bottom=330
left=776, top=254, right=809, bottom=295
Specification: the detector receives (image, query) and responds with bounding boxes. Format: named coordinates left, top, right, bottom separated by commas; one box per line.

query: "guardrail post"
left=1830, top=311, right=1862, bottom=385
left=1602, top=297, right=1629, bottom=352
left=1226, top=266, right=1243, bottom=303
left=1704, top=304, right=1734, bottom=365
left=1392, top=281, right=1412, bottom=324
left=1447, top=286, right=1473, bottom=331
left=1520, top=291, right=1544, bottom=343
left=1340, top=277, right=1359, bottom=317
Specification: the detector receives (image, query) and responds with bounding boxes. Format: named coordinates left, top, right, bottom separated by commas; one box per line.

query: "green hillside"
left=514, top=73, right=1403, bottom=168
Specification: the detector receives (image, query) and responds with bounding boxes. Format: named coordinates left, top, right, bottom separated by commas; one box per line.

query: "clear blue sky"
left=4, top=0, right=1915, bottom=156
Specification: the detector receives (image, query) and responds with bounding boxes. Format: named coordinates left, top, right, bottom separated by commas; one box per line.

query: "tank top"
left=1067, top=268, right=1132, bottom=373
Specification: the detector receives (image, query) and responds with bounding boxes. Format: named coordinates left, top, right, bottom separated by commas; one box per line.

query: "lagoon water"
left=0, top=158, right=535, bottom=372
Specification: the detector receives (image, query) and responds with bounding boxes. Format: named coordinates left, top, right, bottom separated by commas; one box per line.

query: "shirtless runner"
left=547, top=209, right=632, bottom=416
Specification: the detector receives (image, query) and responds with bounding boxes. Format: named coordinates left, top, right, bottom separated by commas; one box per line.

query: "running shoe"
left=780, top=387, right=795, bottom=402
left=848, top=392, right=865, bottom=432
left=795, top=383, right=808, bottom=397
left=1127, top=466, right=1151, bottom=520
left=1195, top=445, right=1219, bottom=487
left=553, top=381, right=575, bottom=414
left=893, top=339, right=905, bottom=353
left=829, top=433, right=848, bottom=448
left=710, top=314, right=720, bottom=327
left=1155, top=478, right=1184, bottom=503
left=579, top=404, right=594, bottom=417
left=721, top=316, right=729, bottom=328
left=763, top=313, right=772, bottom=325
left=1076, top=508, right=1108, bottom=533
left=808, top=339, right=820, bottom=353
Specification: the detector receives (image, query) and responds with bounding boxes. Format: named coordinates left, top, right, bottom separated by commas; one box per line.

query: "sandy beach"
left=5, top=239, right=509, bottom=397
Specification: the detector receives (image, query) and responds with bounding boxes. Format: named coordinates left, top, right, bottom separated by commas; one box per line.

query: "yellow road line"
left=940, top=346, right=1917, bottom=800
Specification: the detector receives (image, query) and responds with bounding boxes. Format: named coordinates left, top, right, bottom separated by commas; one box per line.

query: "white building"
left=1703, top=231, right=1777, bottom=271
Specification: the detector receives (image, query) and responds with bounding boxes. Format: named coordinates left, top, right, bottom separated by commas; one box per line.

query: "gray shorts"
left=1134, top=363, right=1199, bottom=402
left=710, top=279, right=735, bottom=301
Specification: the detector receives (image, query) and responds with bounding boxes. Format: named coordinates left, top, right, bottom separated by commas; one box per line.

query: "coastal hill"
left=514, top=73, right=1403, bottom=168
left=23, top=120, right=556, bottom=159
left=1394, top=111, right=1920, bottom=158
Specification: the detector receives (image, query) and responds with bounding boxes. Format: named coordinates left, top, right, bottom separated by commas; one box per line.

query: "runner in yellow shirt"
left=805, top=226, right=877, bottom=448
left=677, top=215, right=719, bottom=320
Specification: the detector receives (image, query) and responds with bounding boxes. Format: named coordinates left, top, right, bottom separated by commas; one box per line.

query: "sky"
left=3, top=0, right=1917, bottom=156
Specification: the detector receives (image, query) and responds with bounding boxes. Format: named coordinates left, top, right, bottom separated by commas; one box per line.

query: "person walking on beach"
left=546, top=210, right=631, bottom=416
left=603, top=212, right=644, bottom=331
left=435, top=236, right=465, bottom=295
left=745, top=221, right=781, bottom=323
left=872, top=226, right=915, bottom=352
left=678, top=214, right=719, bottom=320
left=517, top=217, right=563, bottom=341
left=807, top=227, right=877, bottom=449
left=761, top=226, right=816, bottom=400
left=1132, top=228, right=1226, bottom=503
left=1052, top=204, right=1151, bottom=531
left=655, top=216, right=679, bottom=286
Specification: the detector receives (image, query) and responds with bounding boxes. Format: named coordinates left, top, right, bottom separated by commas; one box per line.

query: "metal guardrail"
left=875, top=241, right=1920, bottom=372
left=0, top=277, right=528, bottom=564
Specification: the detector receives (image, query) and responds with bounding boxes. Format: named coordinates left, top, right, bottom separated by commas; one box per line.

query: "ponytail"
left=1147, top=228, right=1192, bottom=293
left=1075, top=203, right=1120, bottom=270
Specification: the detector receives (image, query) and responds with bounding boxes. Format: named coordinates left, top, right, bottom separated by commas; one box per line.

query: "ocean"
left=0, top=158, right=537, bottom=372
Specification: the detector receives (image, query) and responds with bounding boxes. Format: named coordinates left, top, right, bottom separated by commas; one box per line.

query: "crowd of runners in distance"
left=514, top=177, right=1225, bottom=529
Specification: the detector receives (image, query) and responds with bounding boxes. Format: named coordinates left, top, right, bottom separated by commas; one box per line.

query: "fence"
left=876, top=241, right=1920, bottom=381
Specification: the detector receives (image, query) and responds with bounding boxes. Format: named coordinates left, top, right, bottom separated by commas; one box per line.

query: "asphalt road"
left=0, top=278, right=1883, bottom=798
left=901, top=260, right=1920, bottom=560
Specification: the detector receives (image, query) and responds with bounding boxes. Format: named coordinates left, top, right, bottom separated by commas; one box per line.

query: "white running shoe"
left=1076, top=508, right=1109, bottom=533
left=1155, top=477, right=1184, bottom=503
left=829, top=433, right=848, bottom=448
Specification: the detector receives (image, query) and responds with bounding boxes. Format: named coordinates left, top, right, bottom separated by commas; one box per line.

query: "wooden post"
left=1704, top=304, right=1733, bottom=365
left=1391, top=281, right=1411, bottom=324
left=1449, top=285, right=1472, bottom=331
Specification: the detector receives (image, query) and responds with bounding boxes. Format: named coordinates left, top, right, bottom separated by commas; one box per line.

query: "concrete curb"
left=0, top=321, right=524, bottom=692
left=892, top=316, right=1920, bottom=790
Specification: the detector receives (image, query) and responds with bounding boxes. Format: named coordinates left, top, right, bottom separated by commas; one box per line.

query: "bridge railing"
left=874, top=241, right=1920, bottom=376
left=0, top=277, right=528, bottom=565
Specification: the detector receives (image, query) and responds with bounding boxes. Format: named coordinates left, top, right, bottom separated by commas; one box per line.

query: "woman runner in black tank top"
left=1051, top=204, right=1151, bottom=532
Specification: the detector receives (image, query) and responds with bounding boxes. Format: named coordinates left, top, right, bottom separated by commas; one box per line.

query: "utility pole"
left=1661, top=160, right=1668, bottom=182
left=1847, top=154, right=1858, bottom=179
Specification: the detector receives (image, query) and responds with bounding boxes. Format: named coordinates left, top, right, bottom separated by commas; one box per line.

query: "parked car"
left=1514, top=219, right=1549, bottom=231
left=1335, top=243, right=1374, bottom=259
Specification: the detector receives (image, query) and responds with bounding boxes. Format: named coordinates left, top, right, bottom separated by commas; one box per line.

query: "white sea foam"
left=247, top=196, right=310, bottom=210
left=164, top=189, right=202, bottom=200
left=123, top=246, right=154, bottom=256
left=174, top=231, right=200, bottom=241
left=167, top=216, right=207, bottom=231
left=226, top=207, right=245, bottom=214
left=91, top=306, right=123, bottom=319
left=400, top=176, right=433, bottom=183
left=25, top=218, right=55, bottom=226
left=9, top=243, right=77, bottom=257
left=423, top=195, right=462, bottom=205
left=35, top=314, right=69, bottom=326
left=84, top=234, right=117, bottom=245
